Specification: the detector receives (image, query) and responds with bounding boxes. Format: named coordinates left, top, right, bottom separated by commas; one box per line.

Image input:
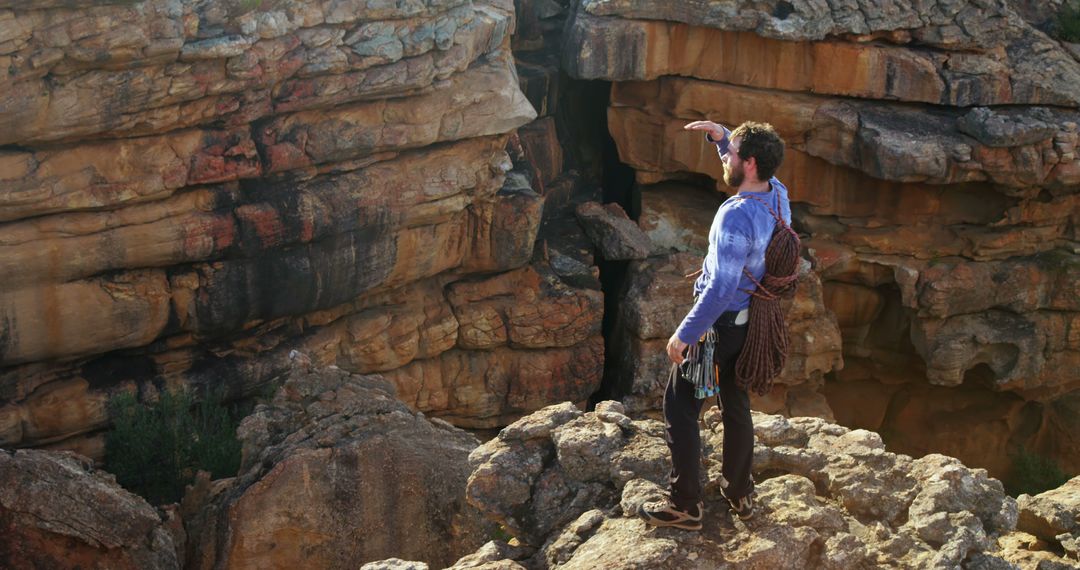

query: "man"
left=640, top=120, right=790, bottom=530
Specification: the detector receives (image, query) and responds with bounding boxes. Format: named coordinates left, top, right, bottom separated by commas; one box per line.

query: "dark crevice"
left=555, top=80, right=639, bottom=410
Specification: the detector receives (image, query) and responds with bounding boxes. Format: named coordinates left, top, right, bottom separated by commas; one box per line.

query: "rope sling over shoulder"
left=679, top=192, right=801, bottom=399
left=734, top=193, right=801, bottom=396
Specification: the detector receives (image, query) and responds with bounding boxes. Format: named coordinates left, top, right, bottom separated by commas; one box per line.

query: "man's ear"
left=744, top=155, right=758, bottom=178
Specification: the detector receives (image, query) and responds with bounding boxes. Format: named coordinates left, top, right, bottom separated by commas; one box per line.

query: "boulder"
left=1017, top=476, right=1080, bottom=542
left=574, top=201, right=652, bottom=260
left=0, top=449, right=180, bottom=569
left=183, top=366, right=494, bottom=569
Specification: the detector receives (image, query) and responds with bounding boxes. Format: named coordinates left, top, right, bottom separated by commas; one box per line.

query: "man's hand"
left=666, top=334, right=689, bottom=365
left=684, top=120, right=726, bottom=141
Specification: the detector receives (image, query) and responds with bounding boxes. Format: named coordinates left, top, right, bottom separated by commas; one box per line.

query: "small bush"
left=105, top=386, right=244, bottom=505
left=1007, top=450, right=1070, bottom=497
left=1057, top=1, right=1080, bottom=43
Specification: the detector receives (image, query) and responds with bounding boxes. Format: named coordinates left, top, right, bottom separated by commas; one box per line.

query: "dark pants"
left=664, top=320, right=752, bottom=510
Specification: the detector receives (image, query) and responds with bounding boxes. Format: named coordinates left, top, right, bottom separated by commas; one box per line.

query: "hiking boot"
left=718, top=475, right=756, bottom=521
left=638, top=498, right=704, bottom=531
left=722, top=489, right=755, bottom=521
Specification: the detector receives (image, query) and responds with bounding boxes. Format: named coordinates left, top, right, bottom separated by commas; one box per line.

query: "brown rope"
left=733, top=194, right=801, bottom=396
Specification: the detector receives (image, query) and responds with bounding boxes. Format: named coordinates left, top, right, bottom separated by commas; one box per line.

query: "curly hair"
left=731, top=122, right=785, bottom=181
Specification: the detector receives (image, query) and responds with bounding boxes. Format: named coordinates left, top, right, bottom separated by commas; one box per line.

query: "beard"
left=723, top=162, right=744, bottom=188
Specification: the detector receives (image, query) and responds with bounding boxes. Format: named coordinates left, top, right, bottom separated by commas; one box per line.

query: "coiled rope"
left=734, top=194, right=801, bottom=396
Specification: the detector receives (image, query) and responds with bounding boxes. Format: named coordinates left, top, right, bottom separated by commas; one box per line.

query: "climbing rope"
left=734, top=194, right=801, bottom=396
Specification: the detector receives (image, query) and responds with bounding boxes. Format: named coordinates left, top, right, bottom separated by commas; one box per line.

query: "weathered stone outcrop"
left=0, top=0, right=513, bottom=145
left=0, top=449, right=181, bottom=569
left=183, top=365, right=493, bottom=570
left=453, top=401, right=1080, bottom=569
left=1017, top=476, right=1080, bottom=547
left=0, top=0, right=609, bottom=458
left=564, top=0, right=1080, bottom=480
left=566, top=0, right=1080, bottom=106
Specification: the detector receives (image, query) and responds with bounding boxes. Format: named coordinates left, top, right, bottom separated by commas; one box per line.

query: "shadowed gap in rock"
left=565, top=79, right=641, bottom=410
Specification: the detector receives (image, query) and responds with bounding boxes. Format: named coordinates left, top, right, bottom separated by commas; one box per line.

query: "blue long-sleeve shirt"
left=674, top=129, right=792, bottom=345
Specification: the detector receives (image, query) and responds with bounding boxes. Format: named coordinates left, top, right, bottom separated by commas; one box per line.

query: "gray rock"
left=0, top=450, right=180, bottom=570
left=496, top=401, right=583, bottom=443
left=574, top=201, right=653, bottom=260
left=1058, top=532, right=1080, bottom=559
left=552, top=415, right=627, bottom=482
left=447, top=539, right=531, bottom=569
left=756, top=475, right=847, bottom=533
left=610, top=430, right=670, bottom=489
left=1017, top=476, right=1080, bottom=540
left=549, top=248, right=596, bottom=286
left=184, top=367, right=493, bottom=569
left=359, top=560, right=428, bottom=570
left=819, top=532, right=874, bottom=570
left=909, top=454, right=1018, bottom=534
left=964, top=551, right=1021, bottom=570
left=958, top=107, right=1058, bottom=147
left=543, top=509, right=606, bottom=567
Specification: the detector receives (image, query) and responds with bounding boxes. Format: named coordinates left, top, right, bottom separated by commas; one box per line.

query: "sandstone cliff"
left=1, top=0, right=1078, bottom=532
left=0, top=0, right=604, bottom=459
left=564, top=0, right=1080, bottom=479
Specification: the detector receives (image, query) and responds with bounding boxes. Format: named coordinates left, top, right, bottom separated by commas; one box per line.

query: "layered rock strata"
left=564, top=0, right=1080, bottom=478
left=0, top=0, right=605, bottom=457
left=182, top=366, right=493, bottom=570
left=455, top=401, right=1079, bottom=569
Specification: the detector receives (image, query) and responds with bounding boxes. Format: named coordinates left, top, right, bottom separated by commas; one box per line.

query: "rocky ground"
left=452, top=401, right=1080, bottom=569
left=4, top=367, right=1079, bottom=569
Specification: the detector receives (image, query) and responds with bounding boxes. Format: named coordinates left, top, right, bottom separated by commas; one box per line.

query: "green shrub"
left=1007, top=450, right=1070, bottom=497
left=105, top=386, right=244, bottom=505
left=1057, top=1, right=1080, bottom=43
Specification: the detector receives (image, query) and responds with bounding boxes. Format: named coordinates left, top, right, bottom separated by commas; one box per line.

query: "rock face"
left=0, top=0, right=605, bottom=457
left=183, top=365, right=493, bottom=569
left=0, top=449, right=181, bottom=569
left=564, top=0, right=1080, bottom=479
left=457, top=401, right=1080, bottom=569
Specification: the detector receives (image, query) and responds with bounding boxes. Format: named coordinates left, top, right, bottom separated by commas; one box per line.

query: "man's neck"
left=737, top=178, right=771, bottom=194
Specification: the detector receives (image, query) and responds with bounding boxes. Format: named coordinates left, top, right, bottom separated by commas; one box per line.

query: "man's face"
left=722, top=136, right=745, bottom=188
